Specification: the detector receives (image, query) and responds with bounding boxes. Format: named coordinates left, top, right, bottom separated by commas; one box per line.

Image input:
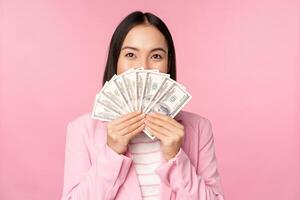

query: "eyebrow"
left=121, top=46, right=167, bottom=53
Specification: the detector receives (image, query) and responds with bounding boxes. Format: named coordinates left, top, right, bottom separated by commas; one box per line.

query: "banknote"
left=91, top=68, right=192, bottom=140
left=140, top=71, right=170, bottom=112
left=143, top=78, right=191, bottom=139
left=91, top=93, right=121, bottom=121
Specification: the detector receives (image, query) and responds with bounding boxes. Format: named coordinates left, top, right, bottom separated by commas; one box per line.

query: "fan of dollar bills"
left=91, top=67, right=192, bottom=140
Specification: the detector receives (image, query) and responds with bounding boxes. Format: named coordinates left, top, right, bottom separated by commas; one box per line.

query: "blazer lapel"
left=157, top=111, right=183, bottom=199
left=122, top=149, right=143, bottom=200
left=158, top=180, right=173, bottom=199
left=94, top=120, right=143, bottom=200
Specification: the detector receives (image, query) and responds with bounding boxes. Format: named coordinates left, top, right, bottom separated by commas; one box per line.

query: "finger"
left=115, top=113, right=145, bottom=131
left=145, top=119, right=169, bottom=136
left=146, top=115, right=176, bottom=132
left=119, top=117, right=146, bottom=135
left=150, top=112, right=183, bottom=129
left=110, top=111, right=142, bottom=126
left=146, top=115, right=183, bottom=137
left=146, top=126, right=168, bottom=141
left=125, top=123, right=145, bottom=140
left=148, top=112, right=183, bottom=129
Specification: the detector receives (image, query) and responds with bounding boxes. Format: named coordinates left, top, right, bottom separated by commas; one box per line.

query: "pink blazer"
left=61, top=110, right=225, bottom=200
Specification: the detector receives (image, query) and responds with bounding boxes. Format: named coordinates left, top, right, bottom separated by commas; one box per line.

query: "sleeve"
left=61, top=121, right=133, bottom=200
left=154, top=118, right=225, bottom=200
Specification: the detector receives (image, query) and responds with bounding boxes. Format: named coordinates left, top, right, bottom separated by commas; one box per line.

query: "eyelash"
left=124, top=53, right=162, bottom=60
left=151, top=54, right=162, bottom=59
left=125, top=53, right=135, bottom=58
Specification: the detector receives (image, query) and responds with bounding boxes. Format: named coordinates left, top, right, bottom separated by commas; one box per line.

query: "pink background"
left=1, top=0, right=299, bottom=199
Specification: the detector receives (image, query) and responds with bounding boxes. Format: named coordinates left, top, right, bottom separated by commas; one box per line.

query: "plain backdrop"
left=1, top=0, right=299, bottom=199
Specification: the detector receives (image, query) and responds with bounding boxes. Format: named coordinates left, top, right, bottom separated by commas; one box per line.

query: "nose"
left=136, top=57, right=150, bottom=69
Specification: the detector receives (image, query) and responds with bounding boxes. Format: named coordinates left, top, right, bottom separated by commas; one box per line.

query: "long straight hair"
left=102, top=11, right=177, bottom=86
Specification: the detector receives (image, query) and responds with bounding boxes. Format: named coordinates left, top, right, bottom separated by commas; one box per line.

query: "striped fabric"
left=128, top=133, right=162, bottom=200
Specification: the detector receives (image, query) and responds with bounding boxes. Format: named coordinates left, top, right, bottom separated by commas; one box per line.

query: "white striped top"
left=129, top=133, right=162, bottom=200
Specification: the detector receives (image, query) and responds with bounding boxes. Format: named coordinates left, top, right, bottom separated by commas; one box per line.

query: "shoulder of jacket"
left=66, top=112, right=107, bottom=144
left=67, top=112, right=106, bottom=133
left=177, top=110, right=212, bottom=126
left=68, top=112, right=93, bottom=125
left=177, top=110, right=213, bottom=137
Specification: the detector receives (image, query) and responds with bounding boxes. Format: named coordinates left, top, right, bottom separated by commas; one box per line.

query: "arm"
left=61, top=121, right=133, bottom=200
left=154, top=119, right=225, bottom=200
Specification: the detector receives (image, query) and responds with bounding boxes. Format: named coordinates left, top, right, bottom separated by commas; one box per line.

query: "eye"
left=151, top=54, right=162, bottom=60
left=125, top=52, right=135, bottom=58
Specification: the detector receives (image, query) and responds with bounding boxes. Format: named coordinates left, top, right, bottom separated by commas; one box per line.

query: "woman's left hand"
left=145, top=112, right=184, bottom=161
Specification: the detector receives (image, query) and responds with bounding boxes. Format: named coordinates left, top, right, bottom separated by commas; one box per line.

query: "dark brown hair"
left=102, top=11, right=177, bottom=86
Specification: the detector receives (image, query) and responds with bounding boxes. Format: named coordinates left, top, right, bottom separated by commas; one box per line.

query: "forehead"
left=122, top=24, right=168, bottom=50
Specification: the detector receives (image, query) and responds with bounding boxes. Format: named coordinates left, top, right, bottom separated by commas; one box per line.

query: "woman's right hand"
left=106, top=111, right=146, bottom=155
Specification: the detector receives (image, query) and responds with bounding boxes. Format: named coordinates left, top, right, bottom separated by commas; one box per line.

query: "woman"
left=61, top=11, right=225, bottom=200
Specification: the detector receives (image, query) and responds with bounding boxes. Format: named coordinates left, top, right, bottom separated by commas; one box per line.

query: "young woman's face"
left=117, top=24, right=169, bottom=74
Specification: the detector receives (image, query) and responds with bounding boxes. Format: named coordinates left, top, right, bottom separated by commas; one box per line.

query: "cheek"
left=117, top=57, right=131, bottom=75
left=159, top=64, right=168, bottom=73
left=152, top=60, right=168, bottom=73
